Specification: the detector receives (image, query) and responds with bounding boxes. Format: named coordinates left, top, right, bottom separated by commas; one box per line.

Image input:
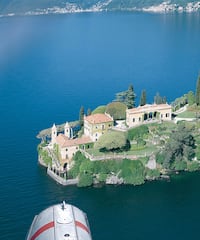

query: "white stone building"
left=126, top=103, right=172, bottom=127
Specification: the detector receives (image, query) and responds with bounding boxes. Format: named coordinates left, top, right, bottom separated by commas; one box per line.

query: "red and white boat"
left=26, top=201, right=92, bottom=240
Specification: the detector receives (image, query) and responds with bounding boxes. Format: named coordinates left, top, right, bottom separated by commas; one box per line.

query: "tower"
left=64, top=122, right=71, bottom=139
left=51, top=123, right=57, bottom=145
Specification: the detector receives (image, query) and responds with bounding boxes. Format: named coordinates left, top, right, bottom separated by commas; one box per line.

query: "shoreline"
left=38, top=151, right=195, bottom=187
left=37, top=102, right=200, bottom=187
left=1, top=5, right=200, bottom=18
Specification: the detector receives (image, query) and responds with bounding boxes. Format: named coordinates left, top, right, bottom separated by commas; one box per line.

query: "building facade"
left=51, top=122, right=92, bottom=163
left=126, top=103, right=172, bottom=127
left=55, top=134, right=92, bottom=161
left=84, top=113, right=114, bottom=141
left=49, top=114, right=114, bottom=163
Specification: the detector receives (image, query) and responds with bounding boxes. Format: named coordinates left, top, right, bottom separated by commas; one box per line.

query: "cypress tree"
left=126, top=84, right=136, bottom=109
left=87, top=108, right=92, bottom=116
left=79, top=106, right=84, bottom=127
left=154, top=92, right=162, bottom=104
left=140, top=90, right=146, bottom=106
left=162, top=96, right=167, bottom=104
left=154, top=92, right=166, bottom=104
left=195, top=75, right=200, bottom=105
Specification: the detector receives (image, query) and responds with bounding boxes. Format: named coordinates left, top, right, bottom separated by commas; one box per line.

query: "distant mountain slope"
left=0, top=0, right=200, bottom=15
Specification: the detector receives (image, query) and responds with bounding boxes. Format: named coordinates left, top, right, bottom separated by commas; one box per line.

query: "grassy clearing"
left=177, top=111, right=196, bottom=118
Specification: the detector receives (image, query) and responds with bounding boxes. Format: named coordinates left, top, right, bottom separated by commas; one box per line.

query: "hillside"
left=0, top=0, right=200, bottom=16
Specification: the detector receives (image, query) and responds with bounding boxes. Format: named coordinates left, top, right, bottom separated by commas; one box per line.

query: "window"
left=139, top=117, right=141, bottom=122
left=133, top=118, right=135, bottom=122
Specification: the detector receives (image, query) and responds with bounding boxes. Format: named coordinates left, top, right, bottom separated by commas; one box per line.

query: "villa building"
left=50, top=113, right=114, bottom=163
left=55, top=134, right=92, bottom=161
left=84, top=113, right=114, bottom=141
left=49, top=105, right=172, bottom=163
left=51, top=122, right=92, bottom=163
left=126, top=103, right=172, bottom=127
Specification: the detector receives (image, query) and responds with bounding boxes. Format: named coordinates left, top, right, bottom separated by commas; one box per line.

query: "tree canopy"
left=128, top=125, right=149, bottom=141
left=115, top=84, right=136, bottom=109
left=120, top=159, right=145, bottom=185
left=92, top=105, right=106, bottom=114
left=162, top=123, right=195, bottom=168
left=187, top=91, right=195, bottom=106
left=105, top=102, right=127, bottom=120
left=94, top=131, right=129, bottom=152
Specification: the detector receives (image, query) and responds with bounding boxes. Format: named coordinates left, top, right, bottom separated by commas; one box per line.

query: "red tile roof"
left=56, top=134, right=92, bottom=148
left=84, top=113, right=113, bottom=124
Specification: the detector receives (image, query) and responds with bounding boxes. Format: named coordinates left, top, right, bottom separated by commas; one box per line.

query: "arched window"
left=144, top=113, right=148, bottom=121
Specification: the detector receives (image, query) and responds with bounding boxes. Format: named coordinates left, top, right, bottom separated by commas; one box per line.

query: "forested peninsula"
left=37, top=76, right=200, bottom=187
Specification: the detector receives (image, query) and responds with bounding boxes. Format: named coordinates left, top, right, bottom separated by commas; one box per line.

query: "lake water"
left=0, top=12, right=200, bottom=240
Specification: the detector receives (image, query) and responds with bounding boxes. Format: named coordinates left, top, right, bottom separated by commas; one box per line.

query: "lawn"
left=177, top=111, right=196, bottom=118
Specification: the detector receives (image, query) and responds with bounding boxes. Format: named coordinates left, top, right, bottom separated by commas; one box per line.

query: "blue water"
left=0, top=12, right=200, bottom=240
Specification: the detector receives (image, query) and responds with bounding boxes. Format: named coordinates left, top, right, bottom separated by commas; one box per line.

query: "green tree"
left=105, top=102, right=127, bottom=120
left=126, top=84, right=136, bottom=108
left=98, top=173, right=107, bottom=182
left=195, top=145, right=200, bottom=160
left=94, top=131, right=129, bottom=152
left=68, top=151, right=85, bottom=178
left=140, top=89, right=146, bottom=106
left=171, top=95, right=188, bottom=111
left=154, top=92, right=167, bottom=104
left=79, top=159, right=94, bottom=174
left=187, top=91, right=195, bottom=106
left=87, top=108, right=92, bottom=116
left=79, top=106, right=84, bottom=127
left=120, top=159, right=145, bottom=185
left=187, top=161, right=200, bottom=172
left=115, top=84, right=136, bottom=109
left=195, top=75, right=200, bottom=105
left=156, top=152, right=165, bottom=164
left=78, top=172, right=93, bottom=187
left=163, top=123, right=196, bottom=168
left=127, top=125, right=149, bottom=141
left=173, top=160, right=187, bottom=171
left=92, top=105, right=106, bottom=114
